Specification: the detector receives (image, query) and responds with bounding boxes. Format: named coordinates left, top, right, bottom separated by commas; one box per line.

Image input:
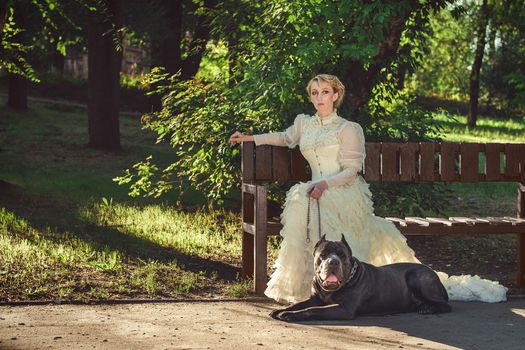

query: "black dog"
left=271, top=235, right=451, bottom=321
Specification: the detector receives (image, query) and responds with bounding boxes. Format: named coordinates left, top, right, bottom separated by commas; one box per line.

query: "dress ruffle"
left=264, top=177, right=508, bottom=304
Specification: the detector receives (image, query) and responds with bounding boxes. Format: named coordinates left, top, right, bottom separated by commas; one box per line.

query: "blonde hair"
left=306, top=74, right=345, bottom=108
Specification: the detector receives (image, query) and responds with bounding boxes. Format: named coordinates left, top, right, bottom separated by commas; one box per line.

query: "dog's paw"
left=417, top=304, right=435, bottom=315
left=269, top=309, right=285, bottom=319
left=275, top=311, right=299, bottom=322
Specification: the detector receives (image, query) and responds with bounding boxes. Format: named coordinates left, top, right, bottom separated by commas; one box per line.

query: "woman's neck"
left=318, top=109, right=335, bottom=119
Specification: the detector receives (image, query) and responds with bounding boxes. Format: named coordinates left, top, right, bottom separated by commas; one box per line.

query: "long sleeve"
left=253, top=114, right=307, bottom=148
left=323, top=122, right=366, bottom=187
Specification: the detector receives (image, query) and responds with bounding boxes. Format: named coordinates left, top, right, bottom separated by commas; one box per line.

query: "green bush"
left=116, top=0, right=452, bottom=214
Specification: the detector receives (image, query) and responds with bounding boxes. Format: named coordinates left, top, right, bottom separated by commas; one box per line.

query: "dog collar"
left=347, top=257, right=359, bottom=283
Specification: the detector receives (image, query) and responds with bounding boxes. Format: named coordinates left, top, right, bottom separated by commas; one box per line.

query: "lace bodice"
left=253, top=111, right=365, bottom=187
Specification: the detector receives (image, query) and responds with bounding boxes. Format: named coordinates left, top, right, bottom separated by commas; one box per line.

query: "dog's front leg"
left=277, top=304, right=354, bottom=322
left=270, top=296, right=322, bottom=319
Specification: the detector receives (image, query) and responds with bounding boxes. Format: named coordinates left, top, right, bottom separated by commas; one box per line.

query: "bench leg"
left=254, top=185, right=268, bottom=296
left=519, top=233, right=525, bottom=287
left=241, top=188, right=254, bottom=279
left=518, top=183, right=525, bottom=287
left=254, top=231, right=267, bottom=296
left=242, top=231, right=254, bottom=278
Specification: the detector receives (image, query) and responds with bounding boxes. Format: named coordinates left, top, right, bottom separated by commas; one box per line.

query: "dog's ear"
left=313, top=234, right=327, bottom=254
left=341, top=234, right=352, bottom=256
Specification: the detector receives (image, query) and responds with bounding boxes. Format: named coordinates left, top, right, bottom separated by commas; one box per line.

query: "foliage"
left=115, top=68, right=267, bottom=203
left=117, top=0, right=452, bottom=206
left=0, top=5, right=38, bottom=81
left=408, top=2, right=476, bottom=100
left=0, top=0, right=83, bottom=81
left=482, top=1, right=525, bottom=114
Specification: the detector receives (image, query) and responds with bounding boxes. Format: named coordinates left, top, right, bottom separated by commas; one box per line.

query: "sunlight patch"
left=511, top=308, right=525, bottom=318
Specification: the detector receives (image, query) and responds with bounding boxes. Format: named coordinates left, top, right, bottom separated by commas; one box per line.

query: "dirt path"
left=1, top=298, right=524, bottom=350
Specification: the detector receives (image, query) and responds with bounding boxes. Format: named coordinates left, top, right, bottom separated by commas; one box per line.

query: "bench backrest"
left=242, top=142, right=525, bottom=183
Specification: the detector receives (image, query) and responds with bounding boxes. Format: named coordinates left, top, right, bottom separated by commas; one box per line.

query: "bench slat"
left=255, top=145, right=273, bottom=180
left=385, top=217, right=408, bottom=227
left=504, top=216, right=525, bottom=224
left=471, top=217, right=494, bottom=224
left=400, top=143, right=418, bottom=181
left=460, top=143, right=479, bottom=182
left=242, top=142, right=255, bottom=182
left=272, top=147, right=290, bottom=181
left=400, top=224, right=525, bottom=234
left=485, top=143, right=503, bottom=181
left=502, top=217, right=525, bottom=226
left=382, top=143, right=400, bottom=181
left=425, top=217, right=458, bottom=226
left=405, top=217, right=431, bottom=226
left=505, top=144, right=524, bottom=179
left=419, top=143, right=436, bottom=181
left=364, top=143, right=381, bottom=181
left=441, top=143, right=459, bottom=181
left=449, top=217, right=483, bottom=225
left=481, top=217, right=515, bottom=226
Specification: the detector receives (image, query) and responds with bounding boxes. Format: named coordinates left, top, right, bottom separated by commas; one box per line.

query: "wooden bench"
left=240, top=141, right=525, bottom=295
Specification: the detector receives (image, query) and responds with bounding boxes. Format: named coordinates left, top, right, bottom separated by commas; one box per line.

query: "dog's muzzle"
left=318, top=254, right=344, bottom=290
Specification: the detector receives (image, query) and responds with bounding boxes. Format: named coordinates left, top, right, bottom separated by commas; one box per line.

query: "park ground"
left=1, top=299, right=525, bottom=349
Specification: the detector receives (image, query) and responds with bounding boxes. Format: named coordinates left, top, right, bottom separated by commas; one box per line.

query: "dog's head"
left=313, top=234, right=354, bottom=292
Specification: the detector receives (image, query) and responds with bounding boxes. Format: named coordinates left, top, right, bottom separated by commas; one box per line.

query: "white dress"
left=253, top=111, right=508, bottom=304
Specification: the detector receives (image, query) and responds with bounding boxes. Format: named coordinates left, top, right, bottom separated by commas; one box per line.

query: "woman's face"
left=309, top=80, right=338, bottom=117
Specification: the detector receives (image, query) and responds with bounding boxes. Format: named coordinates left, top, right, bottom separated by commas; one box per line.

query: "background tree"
left=87, top=0, right=123, bottom=151
left=123, top=0, right=219, bottom=111
left=482, top=0, right=525, bottom=116
left=0, top=0, right=82, bottom=111
left=468, top=0, right=489, bottom=128
left=6, top=1, right=30, bottom=110
left=411, top=0, right=525, bottom=123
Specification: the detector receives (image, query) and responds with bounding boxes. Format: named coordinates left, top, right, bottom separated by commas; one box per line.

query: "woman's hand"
left=306, top=180, right=328, bottom=200
left=228, top=131, right=254, bottom=146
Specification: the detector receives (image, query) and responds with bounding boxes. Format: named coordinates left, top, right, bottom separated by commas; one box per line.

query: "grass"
left=0, top=98, right=242, bottom=301
left=0, top=95, right=523, bottom=301
left=433, top=110, right=525, bottom=143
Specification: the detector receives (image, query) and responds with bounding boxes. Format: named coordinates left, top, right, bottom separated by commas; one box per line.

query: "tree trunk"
left=6, top=2, right=28, bottom=111
left=52, top=50, right=65, bottom=74
left=7, top=73, right=28, bottom=110
left=468, top=0, right=490, bottom=129
left=179, top=0, right=216, bottom=80
left=87, top=0, right=122, bottom=151
left=343, top=15, right=407, bottom=116
left=160, top=0, right=183, bottom=75
left=485, top=20, right=497, bottom=115
left=0, top=2, right=8, bottom=39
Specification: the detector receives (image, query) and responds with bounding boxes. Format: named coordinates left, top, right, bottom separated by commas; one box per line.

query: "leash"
left=306, top=196, right=321, bottom=243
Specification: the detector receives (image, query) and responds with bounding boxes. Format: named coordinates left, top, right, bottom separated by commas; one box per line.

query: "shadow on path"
left=265, top=300, right=525, bottom=349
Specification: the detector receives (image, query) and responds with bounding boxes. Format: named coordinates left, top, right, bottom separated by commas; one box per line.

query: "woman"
left=229, top=74, right=507, bottom=304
